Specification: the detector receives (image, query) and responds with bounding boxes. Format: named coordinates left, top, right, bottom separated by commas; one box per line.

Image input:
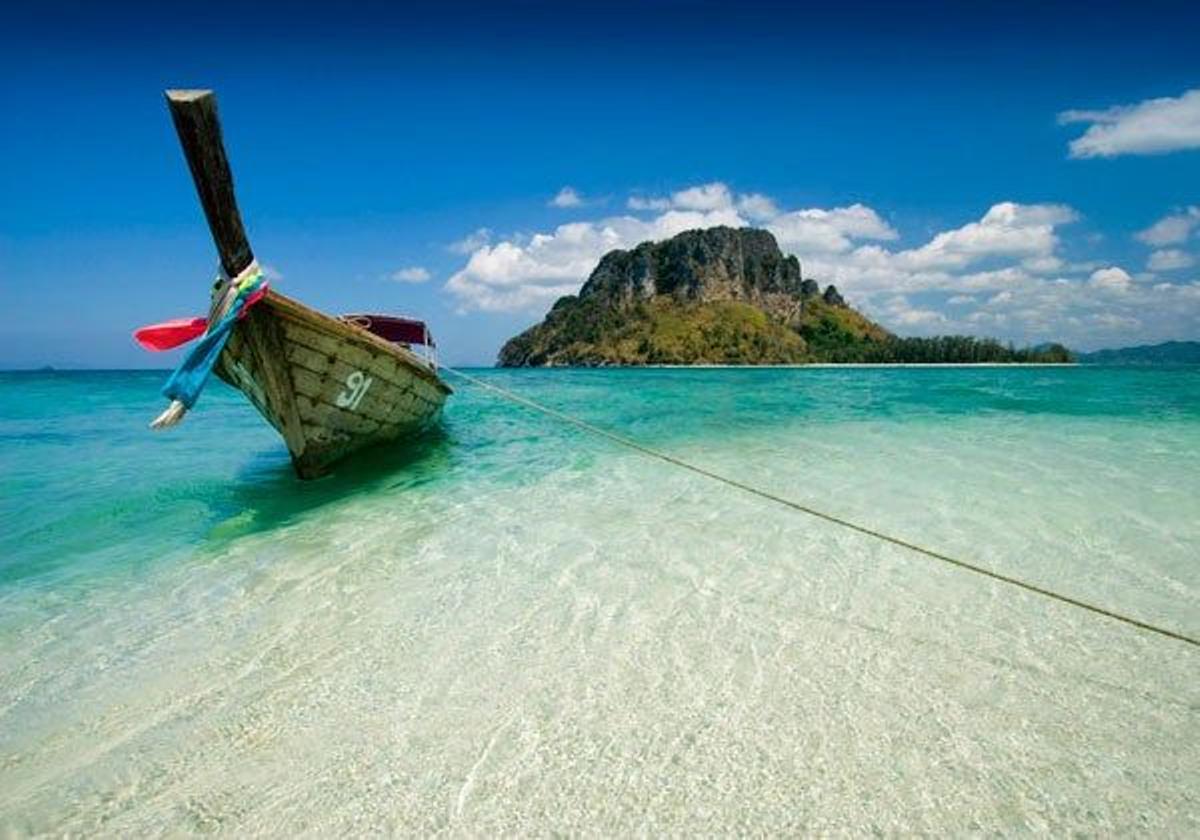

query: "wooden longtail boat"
left=163, top=89, right=451, bottom=479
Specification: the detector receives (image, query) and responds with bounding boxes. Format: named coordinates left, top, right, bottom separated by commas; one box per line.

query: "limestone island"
left=498, top=226, right=1072, bottom=366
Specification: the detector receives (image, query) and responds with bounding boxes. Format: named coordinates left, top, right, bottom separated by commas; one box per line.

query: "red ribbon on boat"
left=133, top=317, right=208, bottom=351
left=133, top=283, right=269, bottom=351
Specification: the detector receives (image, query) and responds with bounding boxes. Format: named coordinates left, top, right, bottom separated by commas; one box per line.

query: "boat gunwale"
left=262, top=290, right=453, bottom=395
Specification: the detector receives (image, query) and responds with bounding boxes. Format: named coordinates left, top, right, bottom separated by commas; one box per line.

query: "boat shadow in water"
left=206, top=427, right=457, bottom=542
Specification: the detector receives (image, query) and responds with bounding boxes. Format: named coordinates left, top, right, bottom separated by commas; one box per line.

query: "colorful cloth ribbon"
left=147, top=267, right=268, bottom=410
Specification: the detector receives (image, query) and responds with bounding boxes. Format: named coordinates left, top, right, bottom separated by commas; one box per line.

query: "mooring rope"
left=442, top=366, right=1198, bottom=649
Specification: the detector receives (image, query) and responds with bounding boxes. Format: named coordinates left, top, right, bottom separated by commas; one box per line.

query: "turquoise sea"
left=1, top=366, right=1198, bottom=834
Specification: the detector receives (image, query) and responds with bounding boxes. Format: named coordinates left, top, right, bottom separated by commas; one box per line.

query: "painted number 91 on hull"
left=335, top=370, right=374, bottom=411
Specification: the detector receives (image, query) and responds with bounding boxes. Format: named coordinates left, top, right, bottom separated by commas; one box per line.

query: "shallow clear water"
left=1, top=367, right=1198, bottom=834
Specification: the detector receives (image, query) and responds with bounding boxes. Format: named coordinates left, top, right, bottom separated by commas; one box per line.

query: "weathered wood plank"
left=300, top=422, right=353, bottom=447
left=291, top=366, right=394, bottom=425
left=283, top=340, right=415, bottom=406
left=282, top=320, right=402, bottom=383
left=165, top=90, right=254, bottom=278
left=238, top=309, right=308, bottom=457
left=281, top=328, right=436, bottom=418
left=268, top=292, right=451, bottom=394
left=218, top=336, right=274, bottom=429
left=283, top=343, right=333, bottom=379
left=229, top=308, right=444, bottom=435
left=295, top=394, right=382, bottom=436
left=287, top=347, right=406, bottom=408
left=290, top=366, right=425, bottom=427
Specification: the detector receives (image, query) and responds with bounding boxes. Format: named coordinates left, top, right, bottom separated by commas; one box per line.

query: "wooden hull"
left=214, top=290, right=451, bottom=479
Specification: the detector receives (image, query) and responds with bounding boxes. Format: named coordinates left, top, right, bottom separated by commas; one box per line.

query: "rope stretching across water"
left=442, top=366, right=1198, bottom=650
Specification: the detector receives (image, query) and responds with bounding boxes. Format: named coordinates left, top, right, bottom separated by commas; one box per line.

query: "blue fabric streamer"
left=160, top=275, right=265, bottom=409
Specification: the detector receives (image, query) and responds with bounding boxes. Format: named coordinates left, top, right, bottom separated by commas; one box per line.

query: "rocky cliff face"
left=498, top=226, right=883, bottom=366
left=579, top=227, right=808, bottom=319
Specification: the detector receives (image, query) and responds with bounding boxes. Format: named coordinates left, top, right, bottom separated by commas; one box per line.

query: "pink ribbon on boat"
left=133, top=283, right=269, bottom=351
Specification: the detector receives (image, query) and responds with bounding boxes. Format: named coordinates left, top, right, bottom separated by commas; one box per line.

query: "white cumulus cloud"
left=669, top=182, right=734, bottom=211
left=1022, top=255, right=1065, bottom=274
left=449, top=228, right=492, bottom=254
left=736, top=192, right=780, bottom=222
left=894, top=203, right=1077, bottom=271
left=1088, top=266, right=1133, bottom=291
left=1147, top=249, right=1195, bottom=271
left=627, top=195, right=671, bottom=212
left=1059, top=88, right=1200, bottom=158
left=445, top=183, right=1200, bottom=350
left=630, top=183, right=778, bottom=219
left=446, top=181, right=896, bottom=313
left=390, top=266, right=431, bottom=283
left=1136, top=207, right=1200, bottom=246
left=769, top=205, right=898, bottom=254
left=445, top=206, right=744, bottom=312
left=883, top=296, right=945, bottom=326
left=550, top=187, right=583, bottom=208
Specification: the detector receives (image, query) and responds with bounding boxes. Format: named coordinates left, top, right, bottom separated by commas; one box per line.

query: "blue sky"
left=2, top=0, right=1198, bottom=367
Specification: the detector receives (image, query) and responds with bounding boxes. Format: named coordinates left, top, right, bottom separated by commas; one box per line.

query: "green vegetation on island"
left=498, top=226, right=1072, bottom=366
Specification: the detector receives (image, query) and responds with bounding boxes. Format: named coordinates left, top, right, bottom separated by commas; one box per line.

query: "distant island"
left=498, top=226, right=1071, bottom=366
left=1077, top=340, right=1200, bottom=365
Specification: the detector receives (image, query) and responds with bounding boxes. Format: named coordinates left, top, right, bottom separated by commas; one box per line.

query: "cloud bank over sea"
left=446, top=181, right=1200, bottom=350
